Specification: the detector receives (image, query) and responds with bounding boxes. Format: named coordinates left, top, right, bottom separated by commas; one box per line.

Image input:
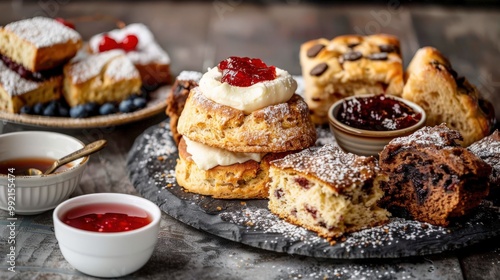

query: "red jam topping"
left=55, top=18, right=75, bottom=30
left=63, top=203, right=152, bottom=232
left=98, top=34, right=139, bottom=53
left=218, top=56, right=276, bottom=87
left=336, top=94, right=422, bottom=131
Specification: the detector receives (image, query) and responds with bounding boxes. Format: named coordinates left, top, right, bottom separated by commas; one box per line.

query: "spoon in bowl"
left=26, top=139, right=107, bottom=176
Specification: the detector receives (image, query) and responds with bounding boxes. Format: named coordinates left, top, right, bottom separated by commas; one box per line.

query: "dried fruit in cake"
left=0, top=17, right=82, bottom=72
left=165, top=71, right=203, bottom=145
left=468, top=130, right=500, bottom=189
left=379, top=124, right=491, bottom=227
left=402, top=46, right=494, bottom=146
left=0, top=60, right=62, bottom=113
left=300, top=34, right=404, bottom=124
left=88, top=23, right=171, bottom=88
left=268, top=145, right=390, bottom=243
left=63, top=50, right=141, bottom=107
left=174, top=57, right=316, bottom=199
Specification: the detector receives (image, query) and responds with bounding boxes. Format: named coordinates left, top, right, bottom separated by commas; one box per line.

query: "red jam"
left=218, top=56, right=276, bottom=87
left=336, top=94, right=422, bottom=131
left=62, top=203, right=152, bottom=233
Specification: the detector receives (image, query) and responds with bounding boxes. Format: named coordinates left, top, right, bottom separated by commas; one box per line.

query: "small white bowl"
left=0, top=131, right=89, bottom=215
left=53, top=193, right=161, bottom=278
left=328, top=94, right=426, bottom=156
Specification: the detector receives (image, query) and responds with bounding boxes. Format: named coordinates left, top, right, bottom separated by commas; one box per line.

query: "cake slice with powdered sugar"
left=268, top=144, right=389, bottom=243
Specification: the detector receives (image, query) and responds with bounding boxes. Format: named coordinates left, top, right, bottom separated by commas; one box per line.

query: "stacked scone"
left=0, top=17, right=82, bottom=113
left=175, top=56, right=317, bottom=199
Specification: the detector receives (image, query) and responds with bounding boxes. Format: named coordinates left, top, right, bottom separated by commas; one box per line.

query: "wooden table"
left=1, top=1, right=499, bottom=279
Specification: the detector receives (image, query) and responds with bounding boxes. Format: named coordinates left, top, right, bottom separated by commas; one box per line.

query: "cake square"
left=62, top=50, right=141, bottom=107
left=0, top=60, right=61, bottom=113
left=268, top=144, right=389, bottom=242
left=0, top=17, right=82, bottom=72
left=300, top=34, right=404, bottom=124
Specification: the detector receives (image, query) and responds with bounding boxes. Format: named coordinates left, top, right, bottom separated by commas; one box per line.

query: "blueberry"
left=119, top=99, right=136, bottom=113
left=70, top=105, right=88, bottom=118
left=99, top=102, right=117, bottom=115
left=133, top=97, right=147, bottom=109
left=43, top=100, right=59, bottom=116
left=84, top=102, right=99, bottom=116
left=32, top=103, right=45, bottom=115
left=20, top=105, right=32, bottom=114
left=58, top=106, right=69, bottom=117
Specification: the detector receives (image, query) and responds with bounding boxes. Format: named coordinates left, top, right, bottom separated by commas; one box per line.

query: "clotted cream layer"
left=198, top=66, right=297, bottom=114
left=184, top=137, right=264, bottom=170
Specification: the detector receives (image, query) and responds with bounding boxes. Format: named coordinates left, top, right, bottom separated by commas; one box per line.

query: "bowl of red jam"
left=328, top=94, right=426, bottom=156
left=0, top=131, right=90, bottom=215
left=53, top=193, right=161, bottom=278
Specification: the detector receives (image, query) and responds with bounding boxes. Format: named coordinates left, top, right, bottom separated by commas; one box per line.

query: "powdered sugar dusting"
left=272, top=144, right=378, bottom=189
left=3, top=17, right=81, bottom=48
left=105, top=55, right=141, bottom=81
left=67, top=50, right=124, bottom=84
left=0, top=60, right=40, bottom=96
left=177, top=71, right=203, bottom=83
left=389, top=123, right=462, bottom=148
left=468, top=130, right=500, bottom=184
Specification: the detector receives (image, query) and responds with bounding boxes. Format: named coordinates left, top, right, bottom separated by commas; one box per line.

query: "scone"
left=0, top=17, right=82, bottom=72
left=468, top=130, right=500, bottom=189
left=88, top=23, right=171, bottom=88
left=268, top=145, right=389, bottom=242
left=63, top=50, right=141, bottom=107
left=0, top=60, right=62, bottom=113
left=175, top=56, right=317, bottom=199
left=300, top=34, right=404, bottom=124
left=166, top=71, right=202, bottom=145
left=379, top=124, right=491, bottom=226
left=402, top=47, right=493, bottom=146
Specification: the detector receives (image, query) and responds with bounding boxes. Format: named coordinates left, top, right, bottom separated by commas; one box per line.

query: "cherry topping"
left=54, top=18, right=75, bottom=29
left=98, top=35, right=120, bottom=52
left=120, top=34, right=139, bottom=52
left=218, top=56, right=276, bottom=87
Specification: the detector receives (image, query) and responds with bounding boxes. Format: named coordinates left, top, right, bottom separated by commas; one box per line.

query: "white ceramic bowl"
left=328, top=94, right=426, bottom=156
left=0, top=131, right=88, bottom=215
left=53, top=193, right=161, bottom=278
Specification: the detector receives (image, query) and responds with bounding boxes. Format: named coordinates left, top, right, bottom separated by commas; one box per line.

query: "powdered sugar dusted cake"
left=0, top=17, right=82, bottom=72
left=88, top=23, right=171, bottom=88
left=0, top=60, right=62, bottom=113
left=379, top=124, right=491, bottom=226
left=63, top=50, right=141, bottom=107
left=268, top=144, right=390, bottom=243
left=468, top=130, right=500, bottom=189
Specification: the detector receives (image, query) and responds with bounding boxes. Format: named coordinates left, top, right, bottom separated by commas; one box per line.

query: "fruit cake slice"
left=268, top=144, right=389, bottom=242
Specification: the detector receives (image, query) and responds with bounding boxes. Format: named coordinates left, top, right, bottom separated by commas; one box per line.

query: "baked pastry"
left=468, top=130, right=500, bottom=189
left=268, top=144, right=389, bottom=242
left=0, top=60, right=62, bottom=113
left=166, top=71, right=202, bottom=145
left=300, top=34, right=404, bottom=124
left=0, top=17, right=82, bottom=72
left=402, top=47, right=493, bottom=146
left=63, top=50, right=141, bottom=107
left=379, top=124, right=491, bottom=226
left=88, top=23, right=171, bottom=88
left=175, top=56, right=317, bottom=199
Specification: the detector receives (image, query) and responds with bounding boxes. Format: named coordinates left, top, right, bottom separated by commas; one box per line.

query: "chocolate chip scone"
left=268, top=145, right=389, bottom=243
left=300, top=34, right=404, bottom=124
left=402, top=47, right=494, bottom=146
left=379, top=124, right=491, bottom=227
left=468, top=130, right=500, bottom=189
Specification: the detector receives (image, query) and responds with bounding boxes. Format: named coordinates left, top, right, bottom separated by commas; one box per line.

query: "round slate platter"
left=127, top=122, right=500, bottom=259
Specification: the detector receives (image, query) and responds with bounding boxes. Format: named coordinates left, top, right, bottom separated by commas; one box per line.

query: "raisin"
left=295, top=177, right=311, bottom=189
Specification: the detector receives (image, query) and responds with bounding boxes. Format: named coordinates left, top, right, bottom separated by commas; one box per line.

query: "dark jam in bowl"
left=62, top=203, right=152, bottom=233
left=336, top=94, right=422, bottom=131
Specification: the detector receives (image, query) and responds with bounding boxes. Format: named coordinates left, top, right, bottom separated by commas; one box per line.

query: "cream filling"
left=184, top=138, right=264, bottom=170
left=198, top=66, right=297, bottom=114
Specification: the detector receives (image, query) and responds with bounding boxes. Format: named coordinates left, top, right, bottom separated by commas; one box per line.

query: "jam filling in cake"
left=0, top=54, right=62, bottom=82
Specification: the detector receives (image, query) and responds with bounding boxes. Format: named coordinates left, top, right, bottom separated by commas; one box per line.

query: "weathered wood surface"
left=0, top=1, right=499, bottom=279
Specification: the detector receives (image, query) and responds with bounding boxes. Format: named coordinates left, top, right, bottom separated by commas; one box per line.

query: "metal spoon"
left=26, top=139, right=107, bottom=176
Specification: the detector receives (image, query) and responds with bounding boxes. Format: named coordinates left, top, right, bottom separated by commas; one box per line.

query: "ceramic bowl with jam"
left=328, top=94, right=426, bottom=156
left=0, top=131, right=89, bottom=215
left=53, top=193, right=162, bottom=278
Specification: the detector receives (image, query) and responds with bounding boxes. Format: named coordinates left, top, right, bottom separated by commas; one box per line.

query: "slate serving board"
left=127, top=122, right=500, bottom=259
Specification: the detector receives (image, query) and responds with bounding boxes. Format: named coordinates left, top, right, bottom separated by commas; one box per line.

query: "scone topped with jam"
left=175, top=56, right=316, bottom=199
left=300, top=34, right=404, bottom=124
